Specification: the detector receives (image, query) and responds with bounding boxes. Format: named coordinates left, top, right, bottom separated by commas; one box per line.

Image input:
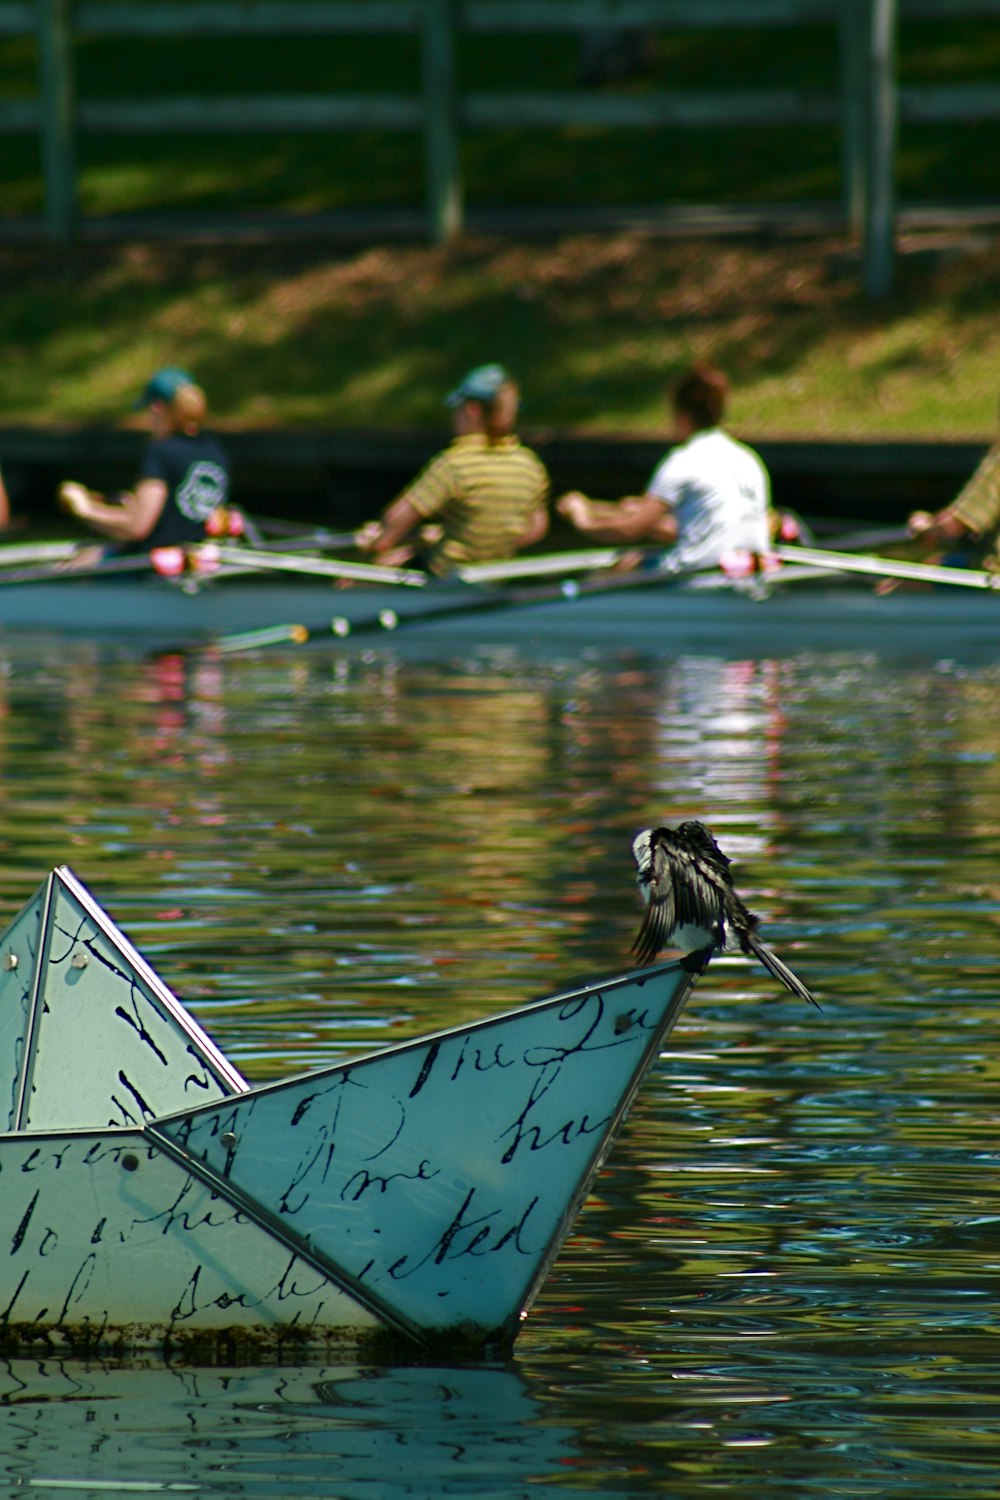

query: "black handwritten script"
left=0, top=966, right=681, bottom=1343
left=157, top=977, right=671, bottom=1330
left=2, top=1131, right=359, bottom=1340
left=169, top=1251, right=340, bottom=1326
left=18, top=890, right=235, bottom=1130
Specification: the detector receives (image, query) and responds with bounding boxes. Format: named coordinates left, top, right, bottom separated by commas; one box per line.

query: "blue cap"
left=444, top=363, right=510, bottom=408
left=134, top=367, right=194, bottom=409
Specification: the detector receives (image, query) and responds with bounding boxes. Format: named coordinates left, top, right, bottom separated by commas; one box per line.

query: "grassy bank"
left=2, top=16, right=999, bottom=443
left=1, top=228, right=998, bottom=442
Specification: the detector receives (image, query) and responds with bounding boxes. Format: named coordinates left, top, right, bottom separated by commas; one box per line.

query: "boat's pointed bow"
left=153, top=961, right=696, bottom=1353
left=0, top=867, right=245, bottom=1135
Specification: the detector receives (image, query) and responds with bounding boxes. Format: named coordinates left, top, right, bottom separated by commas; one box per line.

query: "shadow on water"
left=1, top=635, right=1000, bottom=1493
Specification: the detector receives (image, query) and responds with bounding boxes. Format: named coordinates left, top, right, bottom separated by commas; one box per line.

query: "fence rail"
left=2, top=0, right=999, bottom=294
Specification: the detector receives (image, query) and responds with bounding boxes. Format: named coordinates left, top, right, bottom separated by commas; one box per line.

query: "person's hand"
left=354, top=521, right=383, bottom=553
left=907, top=510, right=938, bottom=537
left=58, top=480, right=92, bottom=517
left=556, top=491, right=590, bottom=528
left=775, top=510, right=803, bottom=542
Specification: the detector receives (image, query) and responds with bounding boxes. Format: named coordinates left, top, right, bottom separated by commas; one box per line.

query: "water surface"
left=2, top=636, right=999, bottom=1496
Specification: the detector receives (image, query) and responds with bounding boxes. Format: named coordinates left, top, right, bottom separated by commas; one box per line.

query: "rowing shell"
left=0, top=563, right=996, bottom=659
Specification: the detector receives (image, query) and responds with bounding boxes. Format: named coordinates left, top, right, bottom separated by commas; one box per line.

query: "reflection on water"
left=0, top=1360, right=587, bottom=1499
left=1, top=636, right=1000, bottom=1495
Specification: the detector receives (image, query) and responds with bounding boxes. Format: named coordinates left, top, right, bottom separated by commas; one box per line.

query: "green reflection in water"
left=1, top=639, right=1000, bottom=1495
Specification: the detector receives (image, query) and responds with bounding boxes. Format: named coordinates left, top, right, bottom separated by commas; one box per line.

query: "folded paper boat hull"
left=0, top=869, right=696, bottom=1356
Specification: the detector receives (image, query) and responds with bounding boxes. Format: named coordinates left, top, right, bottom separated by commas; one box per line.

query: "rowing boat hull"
left=389, top=578, right=1000, bottom=659
left=0, top=569, right=997, bottom=657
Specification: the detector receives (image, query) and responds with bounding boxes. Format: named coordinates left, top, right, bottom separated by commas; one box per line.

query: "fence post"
left=37, top=0, right=78, bottom=240
left=862, top=0, right=898, bottom=299
left=838, top=0, right=867, bottom=235
left=421, top=0, right=462, bottom=242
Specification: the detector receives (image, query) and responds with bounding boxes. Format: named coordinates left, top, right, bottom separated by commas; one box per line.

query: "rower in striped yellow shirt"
left=908, top=395, right=1000, bottom=569
left=356, top=365, right=550, bottom=576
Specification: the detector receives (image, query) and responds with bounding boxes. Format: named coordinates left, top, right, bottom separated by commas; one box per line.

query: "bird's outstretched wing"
left=631, top=829, right=676, bottom=965
left=631, top=825, right=728, bottom=966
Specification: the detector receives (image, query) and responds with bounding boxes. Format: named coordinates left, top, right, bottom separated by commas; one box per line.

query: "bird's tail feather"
left=747, top=935, right=820, bottom=1009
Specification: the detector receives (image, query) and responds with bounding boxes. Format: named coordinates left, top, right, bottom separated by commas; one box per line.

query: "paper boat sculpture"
left=1, top=868, right=697, bottom=1357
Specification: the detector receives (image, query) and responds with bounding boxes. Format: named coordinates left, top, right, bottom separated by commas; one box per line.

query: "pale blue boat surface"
left=0, top=868, right=696, bottom=1356
left=0, top=566, right=998, bottom=657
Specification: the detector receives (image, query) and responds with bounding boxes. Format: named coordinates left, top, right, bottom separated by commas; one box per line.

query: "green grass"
left=1, top=17, right=998, bottom=439
left=1, top=230, right=998, bottom=439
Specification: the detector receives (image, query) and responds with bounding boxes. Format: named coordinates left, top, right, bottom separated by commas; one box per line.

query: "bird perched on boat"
left=631, top=820, right=818, bottom=1007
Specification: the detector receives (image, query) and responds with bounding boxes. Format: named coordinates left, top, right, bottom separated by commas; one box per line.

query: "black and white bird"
left=631, top=821, right=818, bottom=1007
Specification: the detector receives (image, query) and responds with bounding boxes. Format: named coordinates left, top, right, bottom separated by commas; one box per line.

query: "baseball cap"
left=444, top=363, right=510, bottom=407
left=134, top=367, right=194, bottom=409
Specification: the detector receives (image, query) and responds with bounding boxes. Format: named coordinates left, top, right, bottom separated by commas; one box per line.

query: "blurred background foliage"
left=0, top=16, right=998, bottom=436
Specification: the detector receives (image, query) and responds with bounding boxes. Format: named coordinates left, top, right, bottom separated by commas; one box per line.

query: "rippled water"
left=3, top=634, right=1000, bottom=1496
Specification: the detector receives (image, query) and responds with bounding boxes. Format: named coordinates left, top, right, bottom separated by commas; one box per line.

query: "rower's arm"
left=60, top=478, right=167, bottom=543
left=515, top=502, right=550, bottom=550
left=357, top=494, right=422, bottom=559
left=557, top=490, right=676, bottom=545
left=907, top=508, right=971, bottom=548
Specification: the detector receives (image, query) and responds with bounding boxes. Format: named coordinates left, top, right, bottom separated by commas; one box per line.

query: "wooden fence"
left=1, top=0, right=999, bottom=295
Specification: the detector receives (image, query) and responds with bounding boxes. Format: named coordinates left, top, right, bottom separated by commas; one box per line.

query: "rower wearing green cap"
left=58, top=368, right=232, bottom=552
left=356, top=364, right=550, bottom=576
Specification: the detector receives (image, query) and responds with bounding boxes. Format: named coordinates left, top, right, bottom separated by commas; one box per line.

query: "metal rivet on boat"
left=220, top=1131, right=238, bottom=1149
left=331, top=617, right=351, bottom=638
left=3, top=952, right=17, bottom=971
left=614, top=1014, right=633, bottom=1035
left=71, top=951, right=89, bottom=969
left=379, top=610, right=398, bottom=630
left=561, top=579, right=580, bottom=599
left=121, top=1154, right=139, bottom=1172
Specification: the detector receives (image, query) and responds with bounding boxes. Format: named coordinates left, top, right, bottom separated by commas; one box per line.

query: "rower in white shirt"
left=556, top=363, right=775, bottom=573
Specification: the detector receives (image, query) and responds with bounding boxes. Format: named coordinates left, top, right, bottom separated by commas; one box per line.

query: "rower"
left=907, top=392, right=1000, bottom=570
left=58, top=368, right=233, bottom=555
left=556, top=363, right=780, bottom=574
left=354, top=364, right=550, bottom=576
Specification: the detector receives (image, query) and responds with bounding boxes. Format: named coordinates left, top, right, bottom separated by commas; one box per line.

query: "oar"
left=0, top=540, right=82, bottom=569
left=209, top=542, right=629, bottom=587
left=456, top=547, right=625, bottom=584
left=0, top=535, right=358, bottom=587
left=216, top=622, right=311, bottom=653
left=213, top=587, right=500, bottom=653
left=814, top=525, right=913, bottom=553
left=195, top=543, right=426, bottom=588
left=774, top=545, right=1000, bottom=592
left=0, top=552, right=157, bottom=585
left=245, top=516, right=360, bottom=548
left=0, top=534, right=378, bottom=588
left=210, top=557, right=711, bottom=653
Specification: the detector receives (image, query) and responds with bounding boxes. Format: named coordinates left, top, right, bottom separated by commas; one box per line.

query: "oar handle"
left=775, top=545, right=1000, bottom=591
left=200, top=544, right=427, bottom=587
